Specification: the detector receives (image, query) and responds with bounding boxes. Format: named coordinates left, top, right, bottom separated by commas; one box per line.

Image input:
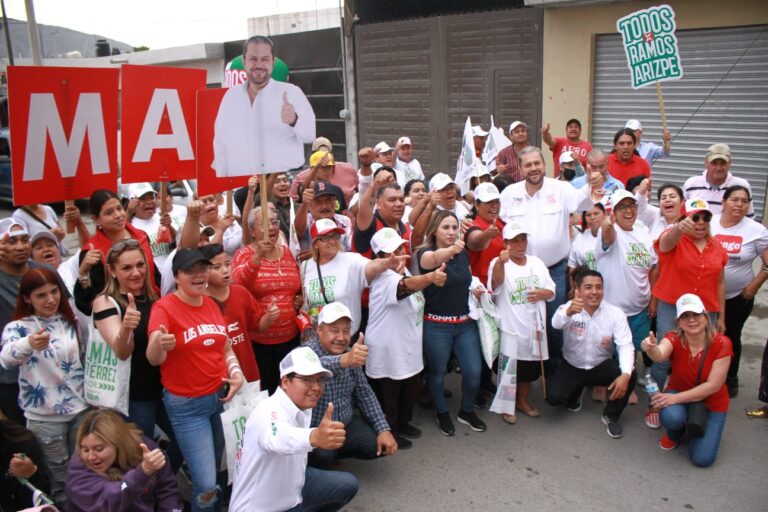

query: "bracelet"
left=228, top=362, right=241, bottom=373
left=226, top=355, right=239, bottom=363
left=228, top=367, right=243, bottom=379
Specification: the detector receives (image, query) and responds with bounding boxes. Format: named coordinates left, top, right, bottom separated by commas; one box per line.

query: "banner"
left=120, top=65, right=206, bottom=183
left=8, top=66, right=119, bottom=205
left=196, top=88, right=248, bottom=196
left=482, top=116, right=511, bottom=173
left=616, top=5, right=683, bottom=89
left=455, top=116, right=477, bottom=193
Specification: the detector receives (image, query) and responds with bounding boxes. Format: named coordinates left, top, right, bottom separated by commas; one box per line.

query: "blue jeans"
left=286, top=466, right=359, bottom=511
left=163, top=388, right=225, bottom=511
left=423, top=319, right=482, bottom=413
left=660, top=390, right=727, bottom=467
left=545, top=258, right=568, bottom=372
left=127, top=398, right=182, bottom=472
left=627, top=309, right=651, bottom=352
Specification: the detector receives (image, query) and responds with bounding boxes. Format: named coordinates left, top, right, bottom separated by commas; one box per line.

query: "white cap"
left=128, top=182, right=156, bottom=199
left=476, top=163, right=490, bottom=177
left=509, top=121, right=526, bottom=132
left=558, top=152, right=575, bottom=165
left=429, top=172, right=455, bottom=192
left=471, top=125, right=488, bottom=137
left=371, top=227, right=408, bottom=255
left=0, top=218, right=29, bottom=238
left=374, top=141, right=393, bottom=154
left=473, top=182, right=500, bottom=203
left=397, top=136, right=412, bottom=146
left=676, top=293, right=706, bottom=318
left=609, top=189, right=636, bottom=208
left=317, top=301, right=353, bottom=325
left=279, top=346, right=332, bottom=378
left=625, top=119, right=642, bottom=131
left=502, top=221, right=529, bottom=240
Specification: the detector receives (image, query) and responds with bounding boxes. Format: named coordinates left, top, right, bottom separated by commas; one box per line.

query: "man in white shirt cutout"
left=212, top=35, right=316, bottom=177
left=547, top=267, right=636, bottom=439
left=229, top=346, right=358, bottom=512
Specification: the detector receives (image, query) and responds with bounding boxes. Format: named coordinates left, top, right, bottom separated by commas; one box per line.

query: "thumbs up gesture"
left=79, top=243, right=102, bottom=276
left=566, top=295, right=584, bottom=317
left=311, top=403, right=346, bottom=450
left=139, top=443, right=166, bottom=476
left=485, top=221, right=500, bottom=240
left=155, top=325, right=176, bottom=352
left=29, top=328, right=50, bottom=351
left=431, top=263, right=447, bottom=287
left=341, top=335, right=368, bottom=368
left=281, top=91, right=297, bottom=125
left=122, top=293, right=141, bottom=331
left=640, top=331, right=658, bottom=353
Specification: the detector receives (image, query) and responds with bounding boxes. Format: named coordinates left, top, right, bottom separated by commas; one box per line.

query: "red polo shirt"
left=467, top=216, right=505, bottom=288
left=608, top=153, right=651, bottom=186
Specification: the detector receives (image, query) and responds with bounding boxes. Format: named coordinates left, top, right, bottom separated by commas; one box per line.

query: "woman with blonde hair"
left=66, top=409, right=181, bottom=511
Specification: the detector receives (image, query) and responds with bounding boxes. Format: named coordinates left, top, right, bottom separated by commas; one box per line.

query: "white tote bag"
left=221, top=381, right=267, bottom=484
left=83, top=296, right=131, bottom=415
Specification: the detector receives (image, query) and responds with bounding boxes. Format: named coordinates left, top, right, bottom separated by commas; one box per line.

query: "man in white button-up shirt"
left=229, top=347, right=358, bottom=512
left=212, top=35, right=316, bottom=178
left=547, top=267, right=636, bottom=439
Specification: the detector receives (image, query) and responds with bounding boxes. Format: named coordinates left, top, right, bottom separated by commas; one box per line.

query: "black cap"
left=172, top=248, right=212, bottom=275
left=313, top=180, right=347, bottom=212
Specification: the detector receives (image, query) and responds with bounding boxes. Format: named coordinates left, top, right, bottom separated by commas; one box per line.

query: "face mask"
left=561, top=168, right=576, bottom=181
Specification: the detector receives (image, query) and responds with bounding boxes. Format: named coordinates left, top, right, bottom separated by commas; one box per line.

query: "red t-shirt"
left=148, top=294, right=228, bottom=397
left=231, top=244, right=301, bottom=344
left=607, top=153, right=651, bottom=186
left=653, top=233, right=728, bottom=311
left=551, top=137, right=592, bottom=175
left=223, top=285, right=262, bottom=382
left=665, top=331, right=733, bottom=413
left=467, top=216, right=505, bottom=288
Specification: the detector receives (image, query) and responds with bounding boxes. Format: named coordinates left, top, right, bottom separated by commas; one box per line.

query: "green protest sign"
left=616, top=4, right=683, bottom=89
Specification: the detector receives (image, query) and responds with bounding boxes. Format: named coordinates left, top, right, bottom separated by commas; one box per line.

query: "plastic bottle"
left=645, top=372, right=659, bottom=397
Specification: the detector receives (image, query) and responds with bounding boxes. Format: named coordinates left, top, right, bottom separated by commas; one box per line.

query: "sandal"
left=746, top=405, right=768, bottom=419
left=501, top=413, right=517, bottom=425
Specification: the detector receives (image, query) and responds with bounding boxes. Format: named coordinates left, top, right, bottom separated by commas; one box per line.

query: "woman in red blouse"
left=232, top=204, right=302, bottom=394
left=641, top=294, right=732, bottom=467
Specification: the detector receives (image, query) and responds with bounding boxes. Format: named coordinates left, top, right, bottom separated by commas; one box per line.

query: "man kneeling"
left=307, top=302, right=398, bottom=467
left=229, top=346, right=358, bottom=512
left=546, top=267, right=636, bottom=439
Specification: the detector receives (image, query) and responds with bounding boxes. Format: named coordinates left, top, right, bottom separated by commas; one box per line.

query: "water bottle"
left=645, top=373, right=659, bottom=397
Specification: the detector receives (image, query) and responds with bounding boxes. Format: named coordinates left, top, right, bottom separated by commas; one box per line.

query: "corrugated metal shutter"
left=354, top=9, right=543, bottom=174
left=592, top=25, right=768, bottom=218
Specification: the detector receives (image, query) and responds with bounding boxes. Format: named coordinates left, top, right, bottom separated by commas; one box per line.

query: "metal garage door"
left=354, top=9, right=543, bottom=174
left=592, top=25, right=768, bottom=218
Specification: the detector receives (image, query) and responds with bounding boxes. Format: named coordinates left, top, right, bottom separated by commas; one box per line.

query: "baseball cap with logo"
left=371, top=227, right=408, bottom=255
left=509, top=121, right=527, bottom=133
left=310, top=150, right=335, bottom=167
left=397, top=136, right=412, bottom=147
left=682, top=198, right=710, bottom=217
left=474, top=182, right=500, bottom=203
left=310, top=218, right=344, bottom=239
left=0, top=218, right=29, bottom=238
left=429, top=172, right=455, bottom=192
left=502, top=222, right=529, bottom=241
left=705, top=143, right=732, bottom=163
left=675, top=293, right=706, bottom=318
left=609, top=189, right=637, bottom=209
left=374, top=142, right=394, bottom=154
left=312, top=136, right=333, bottom=152
left=317, top=301, right=353, bottom=325
left=128, top=182, right=157, bottom=199
left=624, top=119, right=643, bottom=131
left=279, top=346, right=332, bottom=378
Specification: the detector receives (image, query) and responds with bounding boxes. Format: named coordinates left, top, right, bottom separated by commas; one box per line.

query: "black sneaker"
left=602, top=415, right=623, bottom=439
left=474, top=394, right=488, bottom=409
left=395, top=434, right=413, bottom=449
left=566, top=389, right=584, bottom=412
left=436, top=412, right=455, bottom=436
left=457, top=410, right=487, bottom=432
left=399, top=423, right=422, bottom=439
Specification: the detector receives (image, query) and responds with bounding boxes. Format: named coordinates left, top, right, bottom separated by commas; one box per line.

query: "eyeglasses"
left=690, top=212, right=712, bottom=223
left=293, top=375, right=326, bottom=387
left=180, top=264, right=211, bottom=276
left=316, top=233, right=340, bottom=242
left=614, top=203, right=638, bottom=212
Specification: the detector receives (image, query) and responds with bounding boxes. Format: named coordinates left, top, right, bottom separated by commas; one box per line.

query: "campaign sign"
left=121, top=65, right=206, bottom=183
left=8, top=66, right=119, bottom=205
left=196, top=88, right=248, bottom=196
left=616, top=5, right=683, bottom=89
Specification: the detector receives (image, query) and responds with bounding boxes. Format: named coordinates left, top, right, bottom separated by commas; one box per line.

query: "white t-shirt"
left=437, top=201, right=471, bottom=221
left=711, top=215, right=768, bottom=299
left=568, top=229, right=600, bottom=270
left=301, top=252, right=369, bottom=334
left=131, top=215, right=173, bottom=268
left=489, top=255, right=555, bottom=361
left=596, top=224, right=657, bottom=316
left=394, top=158, right=425, bottom=189
left=635, top=192, right=673, bottom=241
left=365, top=268, right=425, bottom=379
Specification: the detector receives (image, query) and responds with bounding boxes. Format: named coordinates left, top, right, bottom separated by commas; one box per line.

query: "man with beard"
left=499, top=147, right=597, bottom=374
left=212, top=35, right=315, bottom=177
left=496, top=121, right=529, bottom=183
left=607, top=128, right=651, bottom=186
left=306, top=302, right=397, bottom=468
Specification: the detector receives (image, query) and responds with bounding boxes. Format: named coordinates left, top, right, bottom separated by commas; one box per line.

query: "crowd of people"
left=2, top=44, right=768, bottom=509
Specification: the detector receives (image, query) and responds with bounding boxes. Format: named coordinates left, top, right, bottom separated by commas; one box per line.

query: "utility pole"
left=24, top=0, right=42, bottom=65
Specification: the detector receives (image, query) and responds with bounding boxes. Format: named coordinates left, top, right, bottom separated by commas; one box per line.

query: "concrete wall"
left=541, top=0, right=768, bottom=153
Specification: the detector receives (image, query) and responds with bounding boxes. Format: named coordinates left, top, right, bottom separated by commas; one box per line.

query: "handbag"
left=83, top=296, right=131, bottom=415
left=685, top=343, right=710, bottom=438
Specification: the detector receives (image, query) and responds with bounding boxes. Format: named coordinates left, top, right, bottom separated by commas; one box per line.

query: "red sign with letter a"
left=8, top=66, right=119, bottom=205
left=121, top=65, right=206, bottom=183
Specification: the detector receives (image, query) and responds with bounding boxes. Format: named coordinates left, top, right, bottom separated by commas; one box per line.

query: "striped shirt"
left=683, top=170, right=754, bottom=218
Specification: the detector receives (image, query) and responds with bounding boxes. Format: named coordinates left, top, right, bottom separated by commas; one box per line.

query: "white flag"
left=455, top=116, right=478, bottom=194
left=482, top=116, right=511, bottom=172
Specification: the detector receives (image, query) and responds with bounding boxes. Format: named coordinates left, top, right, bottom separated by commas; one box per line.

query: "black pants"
left=546, top=358, right=636, bottom=420
left=0, top=382, right=25, bottom=426
left=370, top=373, right=422, bottom=431
left=308, top=415, right=379, bottom=469
left=253, top=336, right=300, bottom=395
left=724, top=294, right=754, bottom=386
left=759, top=340, right=768, bottom=404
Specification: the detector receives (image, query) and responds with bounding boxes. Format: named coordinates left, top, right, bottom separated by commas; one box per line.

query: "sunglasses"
left=690, top=212, right=712, bottom=223
left=107, top=239, right=141, bottom=262
left=316, top=233, right=341, bottom=242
